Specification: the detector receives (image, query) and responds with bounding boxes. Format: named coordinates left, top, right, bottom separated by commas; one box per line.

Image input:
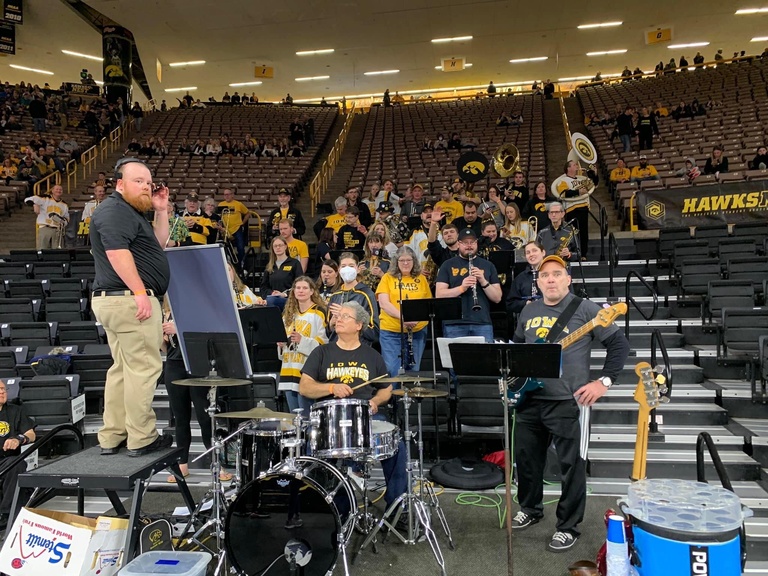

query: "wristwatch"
left=16, top=434, right=26, bottom=445
left=599, top=376, right=613, bottom=388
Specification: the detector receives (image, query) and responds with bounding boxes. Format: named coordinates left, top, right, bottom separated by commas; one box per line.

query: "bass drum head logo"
left=456, top=151, right=489, bottom=183
left=645, top=200, right=666, bottom=221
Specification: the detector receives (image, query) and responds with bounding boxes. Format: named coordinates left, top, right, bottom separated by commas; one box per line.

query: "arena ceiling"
left=3, top=0, right=768, bottom=103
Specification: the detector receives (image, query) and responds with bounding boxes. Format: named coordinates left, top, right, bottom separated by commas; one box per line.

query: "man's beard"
left=123, top=191, right=152, bottom=212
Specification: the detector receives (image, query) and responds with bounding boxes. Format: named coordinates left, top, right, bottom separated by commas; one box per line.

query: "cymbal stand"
left=357, top=390, right=447, bottom=576
left=348, top=458, right=379, bottom=551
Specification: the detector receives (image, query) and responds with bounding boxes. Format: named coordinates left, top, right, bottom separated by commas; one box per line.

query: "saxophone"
left=359, top=252, right=387, bottom=291
left=557, top=226, right=576, bottom=256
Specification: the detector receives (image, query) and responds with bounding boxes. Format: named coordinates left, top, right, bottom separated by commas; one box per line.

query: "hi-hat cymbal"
left=172, top=376, right=251, bottom=387
left=377, top=376, right=427, bottom=384
left=217, top=407, right=294, bottom=420
left=392, top=387, right=448, bottom=398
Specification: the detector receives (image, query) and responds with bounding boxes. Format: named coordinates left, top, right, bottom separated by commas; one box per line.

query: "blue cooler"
left=621, top=479, right=751, bottom=576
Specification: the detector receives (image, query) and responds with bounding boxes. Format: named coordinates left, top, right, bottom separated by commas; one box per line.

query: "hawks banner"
left=102, top=25, right=134, bottom=87
left=636, top=181, right=768, bottom=229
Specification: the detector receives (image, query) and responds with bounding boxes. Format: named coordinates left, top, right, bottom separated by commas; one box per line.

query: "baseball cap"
left=639, top=154, right=647, bottom=160
left=277, top=187, right=291, bottom=196
left=377, top=201, right=394, bottom=213
left=453, top=177, right=461, bottom=184
left=423, top=202, right=434, bottom=210
left=458, top=228, right=477, bottom=240
left=537, top=254, right=569, bottom=271
left=411, top=183, right=424, bottom=191
left=186, top=192, right=199, bottom=201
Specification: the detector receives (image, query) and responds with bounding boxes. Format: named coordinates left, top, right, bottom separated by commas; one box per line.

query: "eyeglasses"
left=398, top=259, right=413, bottom=263
left=336, top=313, right=356, bottom=321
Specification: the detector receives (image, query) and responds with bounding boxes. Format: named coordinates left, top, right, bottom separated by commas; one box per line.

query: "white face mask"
left=339, top=266, right=358, bottom=283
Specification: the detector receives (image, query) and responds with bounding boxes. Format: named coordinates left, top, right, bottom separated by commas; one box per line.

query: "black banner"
left=63, top=82, right=101, bottom=96
left=636, top=180, right=768, bottom=229
left=0, top=22, right=14, bottom=54
left=3, top=0, right=21, bottom=25
left=102, top=25, right=134, bottom=87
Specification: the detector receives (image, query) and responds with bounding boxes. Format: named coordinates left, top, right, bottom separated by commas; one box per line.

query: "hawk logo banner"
left=456, top=151, right=489, bottom=183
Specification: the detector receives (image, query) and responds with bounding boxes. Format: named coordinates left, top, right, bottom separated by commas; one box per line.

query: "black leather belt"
left=93, top=289, right=156, bottom=297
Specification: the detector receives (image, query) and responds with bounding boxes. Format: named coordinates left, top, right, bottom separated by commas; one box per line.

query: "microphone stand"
left=397, top=273, right=407, bottom=375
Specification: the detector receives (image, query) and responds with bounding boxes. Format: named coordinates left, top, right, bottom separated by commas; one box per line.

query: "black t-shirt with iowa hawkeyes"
left=301, top=342, right=389, bottom=402
left=0, top=403, right=34, bottom=458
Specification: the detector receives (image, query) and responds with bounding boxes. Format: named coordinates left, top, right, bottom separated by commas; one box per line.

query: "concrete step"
left=747, top=517, right=768, bottom=561
left=590, top=363, right=704, bottom=385
left=590, top=424, right=745, bottom=448
left=592, top=402, right=728, bottom=426
left=602, top=383, right=716, bottom=402
left=746, top=560, right=768, bottom=575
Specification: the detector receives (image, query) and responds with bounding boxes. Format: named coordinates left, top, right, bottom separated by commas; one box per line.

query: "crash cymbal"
left=392, top=387, right=448, bottom=398
left=172, top=376, right=251, bottom=387
left=216, top=407, right=294, bottom=420
left=377, top=375, right=427, bottom=384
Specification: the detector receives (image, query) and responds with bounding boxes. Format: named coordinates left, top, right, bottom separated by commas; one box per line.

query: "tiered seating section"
left=133, top=106, right=337, bottom=222
left=348, top=96, right=546, bottom=196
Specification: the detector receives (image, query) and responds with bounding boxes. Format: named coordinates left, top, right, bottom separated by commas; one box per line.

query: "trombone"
left=49, top=212, right=68, bottom=249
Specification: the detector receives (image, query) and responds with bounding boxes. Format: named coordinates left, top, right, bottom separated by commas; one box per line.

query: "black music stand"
left=237, top=307, right=286, bottom=407
left=489, top=250, right=515, bottom=278
left=401, top=298, right=462, bottom=461
left=448, top=342, right=561, bottom=576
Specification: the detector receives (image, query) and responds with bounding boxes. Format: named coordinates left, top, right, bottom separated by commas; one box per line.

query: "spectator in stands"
left=487, top=81, right=496, bottom=97
left=690, top=100, right=707, bottom=117
left=679, top=55, right=689, bottom=71
left=222, top=92, right=231, bottom=103
left=630, top=155, right=660, bottom=183
left=610, top=158, right=631, bottom=191
left=672, top=100, right=692, bottom=122
left=632, top=67, right=643, bottom=78
left=616, top=106, right=635, bottom=153
left=447, top=132, right=462, bottom=150
left=620, top=66, right=632, bottom=81
left=25, top=184, right=68, bottom=248
left=154, top=138, right=169, bottom=157
left=635, top=107, right=659, bottom=150
left=463, top=133, right=479, bottom=149
left=201, top=197, right=222, bottom=244
left=750, top=145, right=768, bottom=170
left=714, top=49, right=724, bottom=63
left=586, top=112, right=600, bottom=126
left=694, top=52, right=705, bottom=68
left=206, top=138, right=222, bottom=156
left=592, top=71, right=603, bottom=84
left=654, top=61, right=664, bottom=76
left=676, top=158, right=701, bottom=183
left=160, top=100, right=167, bottom=111
left=289, top=117, right=304, bottom=145
left=192, top=139, right=206, bottom=155
left=653, top=102, right=669, bottom=118
left=435, top=185, right=463, bottom=224
left=182, top=92, right=194, bottom=108
left=304, top=115, right=315, bottom=146
left=178, top=138, right=192, bottom=155
left=0, top=379, right=36, bottom=529
left=29, top=95, right=47, bottom=132
left=29, top=133, right=46, bottom=150
left=58, top=134, right=80, bottom=162
left=3, top=114, right=21, bottom=131
left=280, top=219, right=309, bottom=273
left=762, top=47, right=768, bottom=59
left=220, top=136, right=232, bottom=156
left=219, top=187, right=252, bottom=263
left=290, top=140, right=305, bottom=157
left=125, top=138, right=141, bottom=155
left=131, top=102, right=143, bottom=131
left=82, top=185, right=107, bottom=222
left=541, top=79, right=554, bottom=99
left=260, top=236, right=301, bottom=310
left=452, top=201, right=482, bottom=237
left=313, top=227, right=335, bottom=273
left=345, top=186, right=371, bottom=228
left=192, top=99, right=205, bottom=108
left=704, top=145, right=729, bottom=178
left=17, top=156, right=42, bottom=188
left=664, top=58, right=677, bottom=74
left=0, top=158, right=16, bottom=184
left=382, top=89, right=391, bottom=107
left=523, top=181, right=555, bottom=231
left=140, top=138, right=157, bottom=157
left=401, top=183, right=428, bottom=220
left=89, top=171, right=113, bottom=190
left=231, top=92, right=241, bottom=105
left=434, top=133, right=448, bottom=150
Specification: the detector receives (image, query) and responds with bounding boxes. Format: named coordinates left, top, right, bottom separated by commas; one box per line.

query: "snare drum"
left=370, top=420, right=400, bottom=461
left=239, top=419, right=296, bottom=483
left=310, top=398, right=371, bottom=460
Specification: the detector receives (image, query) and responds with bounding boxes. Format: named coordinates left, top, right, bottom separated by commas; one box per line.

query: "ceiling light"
left=578, top=21, right=623, bottom=29
left=364, top=70, right=399, bottom=76
left=61, top=49, right=103, bottom=62
left=9, top=64, right=54, bottom=75
left=228, top=81, right=263, bottom=87
left=431, top=35, right=473, bottom=43
left=168, top=60, right=206, bottom=67
left=667, top=42, right=710, bottom=49
left=509, top=56, right=549, bottom=63
left=586, top=49, right=627, bottom=56
left=736, top=8, right=768, bottom=14
left=296, top=49, right=335, bottom=56
left=164, top=87, right=197, bottom=92
left=752, top=36, right=768, bottom=42
left=435, top=63, right=473, bottom=69
left=295, top=75, right=330, bottom=81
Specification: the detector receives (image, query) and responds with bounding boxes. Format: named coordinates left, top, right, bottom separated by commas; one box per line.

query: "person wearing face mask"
left=260, top=236, right=302, bottom=311
left=505, top=241, right=546, bottom=315
left=630, top=155, right=660, bottom=183
left=537, top=202, right=578, bottom=262
left=327, top=253, right=379, bottom=345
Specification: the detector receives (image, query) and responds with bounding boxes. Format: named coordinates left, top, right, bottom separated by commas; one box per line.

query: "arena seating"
left=347, top=95, right=546, bottom=196
left=578, top=59, right=768, bottom=203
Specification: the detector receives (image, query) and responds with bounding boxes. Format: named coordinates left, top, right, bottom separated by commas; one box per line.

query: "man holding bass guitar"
left=511, top=255, right=629, bottom=552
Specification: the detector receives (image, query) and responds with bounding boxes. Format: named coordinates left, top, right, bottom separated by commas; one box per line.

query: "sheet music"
left=437, top=336, right=486, bottom=369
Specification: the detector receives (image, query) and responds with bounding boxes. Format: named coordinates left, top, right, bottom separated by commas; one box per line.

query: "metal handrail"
left=608, top=232, right=620, bottom=297
left=32, top=170, right=61, bottom=197
left=624, top=269, right=658, bottom=340
left=649, top=328, right=673, bottom=434
left=64, top=159, right=77, bottom=194
left=309, top=102, right=356, bottom=216
left=0, top=424, right=85, bottom=480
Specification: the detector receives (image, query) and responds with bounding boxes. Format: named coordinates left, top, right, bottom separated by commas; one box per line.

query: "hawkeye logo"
left=645, top=200, right=665, bottom=221
left=462, top=161, right=486, bottom=175
left=682, top=190, right=768, bottom=215
left=326, top=362, right=371, bottom=385
left=0, top=421, right=9, bottom=436
left=524, top=316, right=571, bottom=339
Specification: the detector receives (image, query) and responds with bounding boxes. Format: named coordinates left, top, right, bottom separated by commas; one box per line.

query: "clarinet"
left=406, top=327, right=415, bottom=367
left=468, top=255, right=481, bottom=311
left=531, top=269, right=539, bottom=300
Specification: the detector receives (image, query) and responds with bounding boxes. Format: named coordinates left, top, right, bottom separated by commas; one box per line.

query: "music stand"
left=237, top=307, right=287, bottom=407
left=401, top=298, right=462, bottom=461
left=449, top=342, right=561, bottom=576
left=489, top=250, right=515, bottom=278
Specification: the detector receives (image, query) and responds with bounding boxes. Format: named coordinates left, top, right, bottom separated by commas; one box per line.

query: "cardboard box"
left=0, top=508, right=128, bottom=576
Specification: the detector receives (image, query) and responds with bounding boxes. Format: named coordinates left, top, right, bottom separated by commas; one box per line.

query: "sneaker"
left=285, top=514, right=303, bottom=529
left=511, top=511, right=540, bottom=530
left=548, top=531, right=577, bottom=552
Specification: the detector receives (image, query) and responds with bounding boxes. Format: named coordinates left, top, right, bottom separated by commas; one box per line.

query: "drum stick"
left=350, top=374, right=389, bottom=391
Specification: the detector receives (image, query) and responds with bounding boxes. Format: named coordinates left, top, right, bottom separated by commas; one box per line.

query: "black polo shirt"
left=0, top=403, right=34, bottom=458
left=90, top=192, right=170, bottom=294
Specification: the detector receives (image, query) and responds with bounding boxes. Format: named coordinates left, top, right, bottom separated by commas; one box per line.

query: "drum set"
left=172, top=375, right=454, bottom=576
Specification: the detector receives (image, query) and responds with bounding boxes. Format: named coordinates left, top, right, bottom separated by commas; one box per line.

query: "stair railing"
left=624, top=270, right=658, bottom=340
left=309, top=102, right=356, bottom=216
left=608, top=232, right=619, bottom=297
left=649, top=328, right=673, bottom=434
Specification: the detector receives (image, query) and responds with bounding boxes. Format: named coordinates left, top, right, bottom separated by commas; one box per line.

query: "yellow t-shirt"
left=435, top=199, right=464, bottom=224
left=218, top=200, right=250, bottom=234
left=375, top=273, right=432, bottom=333
left=630, top=165, right=659, bottom=180
left=610, top=167, right=631, bottom=182
left=287, top=238, right=309, bottom=261
left=325, top=213, right=346, bottom=233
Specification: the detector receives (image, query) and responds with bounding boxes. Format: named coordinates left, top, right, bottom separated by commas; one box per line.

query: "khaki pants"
left=91, top=294, right=162, bottom=450
left=37, top=225, right=57, bottom=249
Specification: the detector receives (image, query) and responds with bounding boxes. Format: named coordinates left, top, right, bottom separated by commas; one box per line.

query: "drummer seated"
left=300, top=301, right=408, bottom=525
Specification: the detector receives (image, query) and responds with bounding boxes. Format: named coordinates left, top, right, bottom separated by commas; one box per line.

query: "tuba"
left=563, top=132, right=599, bottom=196
left=493, top=143, right=521, bottom=178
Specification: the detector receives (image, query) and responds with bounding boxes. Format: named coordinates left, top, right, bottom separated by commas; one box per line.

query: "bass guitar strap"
left=544, top=296, right=582, bottom=344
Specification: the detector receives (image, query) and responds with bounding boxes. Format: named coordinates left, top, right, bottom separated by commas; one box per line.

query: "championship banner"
left=102, top=25, right=134, bottom=87
left=636, top=181, right=768, bottom=229
left=0, top=23, right=14, bottom=55
left=63, top=82, right=101, bottom=96
left=2, top=0, right=22, bottom=25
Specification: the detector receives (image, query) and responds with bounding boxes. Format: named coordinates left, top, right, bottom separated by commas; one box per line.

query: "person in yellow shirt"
left=181, top=194, right=213, bottom=245
left=375, top=245, right=432, bottom=377
left=324, top=197, right=348, bottom=234
left=279, top=218, right=309, bottom=272
left=654, top=102, right=669, bottom=118
left=609, top=158, right=631, bottom=192
left=630, top=155, right=660, bottom=183
left=0, top=159, right=17, bottom=184
left=434, top=185, right=464, bottom=224
left=217, top=187, right=250, bottom=264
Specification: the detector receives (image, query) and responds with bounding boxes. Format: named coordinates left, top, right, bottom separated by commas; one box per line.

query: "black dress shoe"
left=127, top=434, right=173, bottom=457
left=100, top=440, right=127, bottom=456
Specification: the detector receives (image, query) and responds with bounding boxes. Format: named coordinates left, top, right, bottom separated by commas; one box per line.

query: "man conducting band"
left=299, top=301, right=407, bottom=521
left=90, top=158, right=173, bottom=457
left=511, top=255, right=629, bottom=551
left=25, top=184, right=69, bottom=249
left=537, top=202, right=578, bottom=261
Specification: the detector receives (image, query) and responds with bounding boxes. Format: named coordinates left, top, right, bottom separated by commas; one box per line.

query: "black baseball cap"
left=458, top=228, right=477, bottom=240
left=377, top=201, right=394, bottom=213
left=278, top=187, right=291, bottom=196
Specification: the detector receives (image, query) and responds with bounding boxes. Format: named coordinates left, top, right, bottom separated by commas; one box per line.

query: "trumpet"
left=468, top=254, right=481, bottom=311
left=527, top=215, right=538, bottom=239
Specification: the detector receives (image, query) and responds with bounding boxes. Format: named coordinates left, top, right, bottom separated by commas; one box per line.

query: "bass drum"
left=225, top=457, right=357, bottom=576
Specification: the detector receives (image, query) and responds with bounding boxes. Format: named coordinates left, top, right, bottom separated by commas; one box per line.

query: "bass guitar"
left=506, top=302, right=627, bottom=408
left=631, top=362, right=668, bottom=481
